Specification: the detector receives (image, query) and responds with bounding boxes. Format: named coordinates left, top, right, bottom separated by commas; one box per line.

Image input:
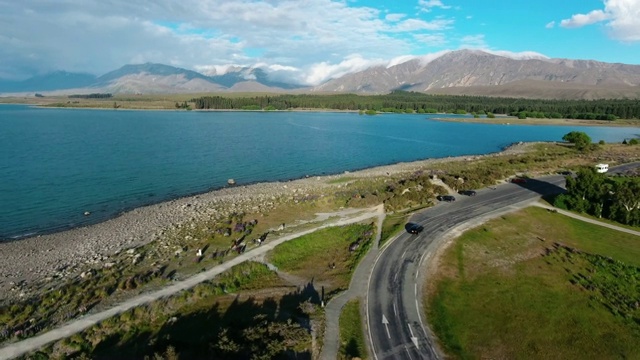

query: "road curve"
left=366, top=175, right=568, bottom=360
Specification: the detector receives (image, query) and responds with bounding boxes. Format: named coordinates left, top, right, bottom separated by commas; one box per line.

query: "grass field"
left=29, top=222, right=379, bottom=358
left=379, top=212, right=410, bottom=248
left=33, top=261, right=317, bottom=359
left=427, top=206, right=640, bottom=359
left=268, top=223, right=376, bottom=297
left=339, top=299, right=367, bottom=360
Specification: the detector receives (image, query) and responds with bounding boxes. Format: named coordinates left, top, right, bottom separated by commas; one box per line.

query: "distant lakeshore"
left=0, top=93, right=640, bottom=127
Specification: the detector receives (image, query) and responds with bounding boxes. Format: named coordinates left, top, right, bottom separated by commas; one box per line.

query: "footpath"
left=320, top=205, right=385, bottom=360
left=0, top=206, right=382, bottom=360
left=533, top=203, right=640, bottom=237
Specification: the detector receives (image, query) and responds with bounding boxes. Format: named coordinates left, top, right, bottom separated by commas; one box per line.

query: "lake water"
left=0, top=104, right=637, bottom=240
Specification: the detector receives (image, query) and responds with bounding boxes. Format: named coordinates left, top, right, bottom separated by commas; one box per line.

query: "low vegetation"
left=29, top=261, right=316, bottom=359
left=427, top=206, right=640, bottom=359
left=379, top=212, right=411, bottom=248
left=554, top=167, right=640, bottom=226
left=23, top=221, right=378, bottom=359
left=190, top=91, right=640, bottom=120
left=269, top=223, right=376, bottom=298
left=339, top=299, right=367, bottom=360
left=14, top=91, right=639, bottom=120
left=3, top=142, right=639, bottom=356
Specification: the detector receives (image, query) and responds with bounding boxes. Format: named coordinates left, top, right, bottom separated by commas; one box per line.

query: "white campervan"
left=595, top=164, right=609, bottom=173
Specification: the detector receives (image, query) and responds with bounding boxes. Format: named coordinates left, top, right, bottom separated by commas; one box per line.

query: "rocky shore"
left=0, top=142, right=534, bottom=301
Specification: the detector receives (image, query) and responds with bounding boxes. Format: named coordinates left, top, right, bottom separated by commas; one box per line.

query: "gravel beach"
left=0, top=143, right=533, bottom=301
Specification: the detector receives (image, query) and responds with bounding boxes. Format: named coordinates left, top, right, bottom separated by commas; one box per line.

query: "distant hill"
left=209, top=67, right=301, bottom=90
left=0, top=71, right=96, bottom=92
left=425, top=79, right=640, bottom=100
left=0, top=63, right=306, bottom=95
left=312, top=49, right=640, bottom=98
left=2, top=50, right=640, bottom=99
left=95, top=63, right=212, bottom=84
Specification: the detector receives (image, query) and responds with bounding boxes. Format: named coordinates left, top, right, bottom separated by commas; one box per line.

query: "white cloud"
left=390, top=18, right=453, bottom=32
left=0, top=0, right=416, bottom=79
left=604, top=0, right=640, bottom=41
left=460, top=34, right=487, bottom=48
left=545, top=21, right=555, bottom=29
left=560, top=9, right=609, bottom=28
left=386, top=55, right=419, bottom=68
left=418, top=0, right=451, bottom=12
left=194, top=64, right=244, bottom=76
left=414, top=33, right=448, bottom=46
left=559, top=0, right=640, bottom=41
left=416, top=50, right=452, bottom=65
left=483, top=50, right=549, bottom=60
left=304, top=55, right=385, bottom=85
left=385, top=13, right=405, bottom=22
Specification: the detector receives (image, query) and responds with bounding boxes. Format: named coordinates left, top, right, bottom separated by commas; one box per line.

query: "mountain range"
left=2, top=50, right=640, bottom=99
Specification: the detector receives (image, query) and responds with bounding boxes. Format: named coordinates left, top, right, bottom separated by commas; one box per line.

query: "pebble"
left=0, top=143, right=539, bottom=301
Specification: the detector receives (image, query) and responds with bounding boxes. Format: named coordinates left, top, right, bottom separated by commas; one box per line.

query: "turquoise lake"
left=0, top=104, right=638, bottom=240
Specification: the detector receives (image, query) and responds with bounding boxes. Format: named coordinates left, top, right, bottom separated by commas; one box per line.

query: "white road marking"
left=408, top=323, right=420, bottom=349
left=405, top=346, right=415, bottom=360
left=393, top=302, right=398, bottom=316
left=382, top=314, right=391, bottom=339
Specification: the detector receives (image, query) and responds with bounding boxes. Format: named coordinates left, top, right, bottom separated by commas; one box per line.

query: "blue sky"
left=0, top=0, right=638, bottom=84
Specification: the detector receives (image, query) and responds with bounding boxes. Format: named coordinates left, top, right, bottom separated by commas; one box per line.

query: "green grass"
left=339, top=299, right=367, bottom=360
left=31, top=261, right=315, bottom=359
left=379, top=213, right=409, bottom=248
left=427, top=206, right=640, bottom=359
left=326, top=176, right=357, bottom=184
left=269, top=223, right=375, bottom=295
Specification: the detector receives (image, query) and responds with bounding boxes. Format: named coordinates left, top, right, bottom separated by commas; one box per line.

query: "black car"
left=405, top=223, right=424, bottom=234
left=437, top=195, right=456, bottom=202
left=459, top=190, right=477, bottom=196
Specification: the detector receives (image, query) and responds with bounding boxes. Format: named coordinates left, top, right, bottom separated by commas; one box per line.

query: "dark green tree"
left=562, top=131, right=592, bottom=151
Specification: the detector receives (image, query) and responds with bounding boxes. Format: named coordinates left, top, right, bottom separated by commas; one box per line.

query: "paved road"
left=365, top=161, right=640, bottom=360
left=366, top=175, right=568, bottom=360
left=0, top=206, right=382, bottom=360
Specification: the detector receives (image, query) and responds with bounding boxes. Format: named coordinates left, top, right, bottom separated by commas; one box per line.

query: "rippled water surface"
left=0, top=104, right=637, bottom=239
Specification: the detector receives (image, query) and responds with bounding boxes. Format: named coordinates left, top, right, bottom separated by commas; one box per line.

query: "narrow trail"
left=0, top=206, right=383, bottom=360
left=320, top=204, right=386, bottom=360
left=533, top=203, right=640, bottom=237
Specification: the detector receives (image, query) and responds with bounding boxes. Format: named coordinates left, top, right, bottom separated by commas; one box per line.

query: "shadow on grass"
left=89, top=284, right=322, bottom=360
left=344, top=337, right=363, bottom=359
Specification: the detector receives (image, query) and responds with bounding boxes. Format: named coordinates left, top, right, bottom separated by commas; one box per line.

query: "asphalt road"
left=366, top=174, right=569, bottom=360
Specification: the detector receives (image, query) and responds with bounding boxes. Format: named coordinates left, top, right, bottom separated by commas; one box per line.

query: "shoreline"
left=2, top=103, right=640, bottom=127
left=432, top=116, right=640, bottom=128
left=0, top=142, right=535, bottom=299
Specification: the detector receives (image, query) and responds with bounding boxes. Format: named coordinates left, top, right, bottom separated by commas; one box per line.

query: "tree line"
left=191, top=91, right=640, bottom=119
left=554, top=168, right=640, bottom=226
left=68, top=93, right=113, bottom=99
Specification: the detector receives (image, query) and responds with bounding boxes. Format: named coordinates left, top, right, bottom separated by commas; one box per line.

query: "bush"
left=562, top=131, right=592, bottom=151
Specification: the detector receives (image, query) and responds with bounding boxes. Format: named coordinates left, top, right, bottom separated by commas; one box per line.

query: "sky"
left=0, top=0, right=639, bottom=85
